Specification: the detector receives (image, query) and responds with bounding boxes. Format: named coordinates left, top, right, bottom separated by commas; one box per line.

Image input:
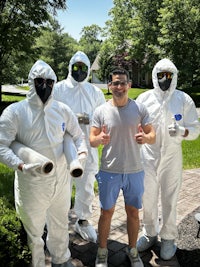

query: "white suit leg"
left=46, top=176, right=71, bottom=264
left=27, top=233, right=46, bottom=267
left=159, top=147, right=182, bottom=240
left=73, top=169, right=95, bottom=219
left=14, top=175, right=48, bottom=267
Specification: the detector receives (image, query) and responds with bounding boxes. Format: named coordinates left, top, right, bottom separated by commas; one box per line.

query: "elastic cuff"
left=179, top=126, right=186, bottom=136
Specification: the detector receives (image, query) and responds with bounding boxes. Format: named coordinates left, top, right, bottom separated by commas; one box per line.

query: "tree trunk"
left=0, top=84, right=2, bottom=103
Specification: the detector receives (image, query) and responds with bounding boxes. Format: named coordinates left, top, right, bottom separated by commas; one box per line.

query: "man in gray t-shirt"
left=92, top=98, right=150, bottom=174
left=89, top=68, right=155, bottom=267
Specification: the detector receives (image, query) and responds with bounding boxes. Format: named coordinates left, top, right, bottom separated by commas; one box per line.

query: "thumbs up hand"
left=102, top=125, right=107, bottom=134
left=99, top=124, right=110, bottom=145
left=135, top=124, right=145, bottom=144
left=168, top=117, right=186, bottom=137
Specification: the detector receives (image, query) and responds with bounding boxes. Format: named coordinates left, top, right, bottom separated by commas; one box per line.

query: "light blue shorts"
left=95, top=170, right=144, bottom=210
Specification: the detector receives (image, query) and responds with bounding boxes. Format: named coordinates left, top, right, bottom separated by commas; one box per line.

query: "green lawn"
left=182, top=137, right=200, bottom=169
left=102, top=87, right=148, bottom=100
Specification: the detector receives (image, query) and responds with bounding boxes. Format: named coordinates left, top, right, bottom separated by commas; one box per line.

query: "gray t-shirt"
left=92, top=98, right=151, bottom=173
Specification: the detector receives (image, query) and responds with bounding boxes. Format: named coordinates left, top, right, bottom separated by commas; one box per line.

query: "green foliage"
left=180, top=87, right=200, bottom=107
left=19, top=20, right=103, bottom=83
left=0, top=196, right=31, bottom=266
left=98, top=40, right=116, bottom=82
left=157, top=0, right=200, bottom=87
left=0, top=0, right=67, bottom=84
left=0, top=167, right=31, bottom=266
left=79, top=24, right=103, bottom=64
left=100, top=0, right=200, bottom=88
left=34, top=17, right=80, bottom=81
left=0, top=170, right=15, bottom=205
left=2, top=0, right=200, bottom=90
left=100, top=0, right=161, bottom=81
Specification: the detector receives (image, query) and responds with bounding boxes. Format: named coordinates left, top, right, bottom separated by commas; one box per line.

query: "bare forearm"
left=143, top=124, right=156, bottom=144
left=90, top=135, right=102, bottom=147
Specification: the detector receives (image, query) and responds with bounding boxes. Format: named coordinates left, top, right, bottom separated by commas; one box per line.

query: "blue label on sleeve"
left=174, top=114, right=182, bottom=121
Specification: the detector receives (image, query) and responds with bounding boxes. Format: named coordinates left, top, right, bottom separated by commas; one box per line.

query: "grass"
left=17, top=85, right=29, bottom=91
left=182, top=138, right=200, bottom=169
left=102, top=87, right=148, bottom=100
left=2, top=95, right=25, bottom=102
left=1, top=85, right=27, bottom=102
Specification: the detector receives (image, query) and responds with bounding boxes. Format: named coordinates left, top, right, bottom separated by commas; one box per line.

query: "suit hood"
left=27, top=60, right=57, bottom=105
left=68, top=51, right=90, bottom=85
left=152, top=58, right=178, bottom=99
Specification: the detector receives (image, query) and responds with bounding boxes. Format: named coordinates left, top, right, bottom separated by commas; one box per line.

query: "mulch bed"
left=176, top=206, right=200, bottom=267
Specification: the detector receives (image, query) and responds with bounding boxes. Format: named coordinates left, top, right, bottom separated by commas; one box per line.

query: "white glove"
left=22, top=163, right=42, bottom=176
left=78, top=152, right=87, bottom=170
left=168, top=122, right=185, bottom=137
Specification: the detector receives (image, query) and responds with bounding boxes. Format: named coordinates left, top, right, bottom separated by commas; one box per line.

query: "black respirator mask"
left=71, top=63, right=88, bottom=82
left=34, top=78, right=54, bottom=104
left=157, top=72, right=173, bottom=91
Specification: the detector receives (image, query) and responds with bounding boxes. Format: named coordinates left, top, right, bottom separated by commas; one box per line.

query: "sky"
left=55, top=0, right=113, bottom=41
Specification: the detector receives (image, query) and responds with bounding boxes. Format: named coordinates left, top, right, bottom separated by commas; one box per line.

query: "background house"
left=90, top=53, right=152, bottom=88
left=90, top=54, right=104, bottom=83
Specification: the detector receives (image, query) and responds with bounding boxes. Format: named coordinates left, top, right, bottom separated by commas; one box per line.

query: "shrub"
left=0, top=197, right=31, bottom=266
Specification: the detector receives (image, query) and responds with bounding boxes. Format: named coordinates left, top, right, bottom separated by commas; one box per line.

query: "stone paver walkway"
left=44, top=168, right=200, bottom=266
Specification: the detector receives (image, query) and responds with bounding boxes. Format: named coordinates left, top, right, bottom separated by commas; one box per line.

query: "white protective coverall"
left=136, top=58, right=200, bottom=240
left=0, top=60, right=87, bottom=267
left=54, top=51, right=106, bottom=220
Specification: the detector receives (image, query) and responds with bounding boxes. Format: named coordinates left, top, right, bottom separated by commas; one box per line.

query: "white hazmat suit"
left=0, top=60, right=87, bottom=267
left=54, top=51, right=106, bottom=242
left=136, top=58, right=200, bottom=259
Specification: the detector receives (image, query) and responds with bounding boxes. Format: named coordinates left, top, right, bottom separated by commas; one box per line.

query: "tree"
left=157, top=0, right=200, bottom=87
left=79, top=24, right=103, bottom=64
left=105, top=0, right=163, bottom=78
left=0, top=0, right=67, bottom=101
left=34, top=17, right=79, bottom=81
left=98, top=39, right=116, bottom=82
left=98, top=1, right=136, bottom=82
left=99, top=0, right=152, bottom=86
left=100, top=0, right=200, bottom=88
